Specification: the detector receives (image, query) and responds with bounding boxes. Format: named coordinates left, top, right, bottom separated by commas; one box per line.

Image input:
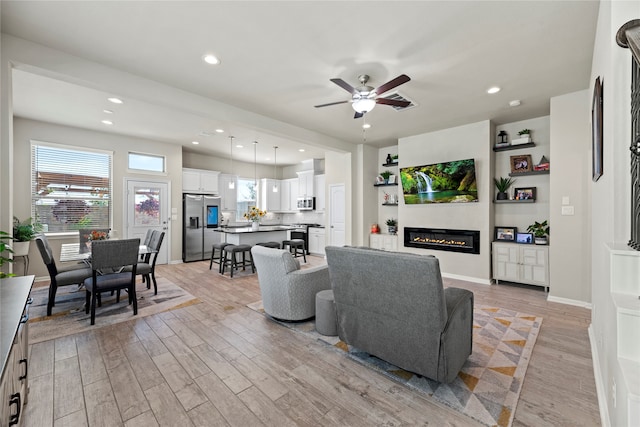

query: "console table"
left=0, top=275, right=34, bottom=427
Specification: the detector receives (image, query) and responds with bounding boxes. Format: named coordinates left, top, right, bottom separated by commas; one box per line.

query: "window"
left=31, top=141, right=112, bottom=232
left=128, top=152, right=165, bottom=173
left=236, top=178, right=257, bottom=220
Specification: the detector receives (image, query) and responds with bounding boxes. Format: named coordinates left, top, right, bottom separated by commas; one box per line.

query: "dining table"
left=59, top=242, right=155, bottom=263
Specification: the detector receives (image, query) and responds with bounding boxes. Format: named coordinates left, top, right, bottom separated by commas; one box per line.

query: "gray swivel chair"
left=35, top=235, right=93, bottom=316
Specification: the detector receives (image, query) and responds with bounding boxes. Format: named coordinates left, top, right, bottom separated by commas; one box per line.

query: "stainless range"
left=289, top=223, right=321, bottom=254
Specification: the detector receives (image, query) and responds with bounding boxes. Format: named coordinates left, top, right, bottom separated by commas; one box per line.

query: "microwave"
left=297, top=197, right=315, bottom=210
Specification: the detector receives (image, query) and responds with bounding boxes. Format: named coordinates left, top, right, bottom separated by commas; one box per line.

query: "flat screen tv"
left=400, top=158, right=478, bottom=204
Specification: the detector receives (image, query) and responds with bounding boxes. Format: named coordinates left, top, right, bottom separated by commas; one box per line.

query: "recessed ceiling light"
left=236, top=145, right=243, bottom=148
left=487, top=87, right=501, bottom=94
left=107, top=97, right=123, bottom=104
left=298, top=149, right=305, bottom=152
left=101, top=120, right=113, bottom=125
left=215, top=129, right=224, bottom=133
left=509, top=100, right=521, bottom=107
left=362, top=123, right=371, bottom=129
left=203, top=54, right=220, bottom=65
left=192, top=141, right=200, bottom=145
left=103, top=109, right=113, bottom=114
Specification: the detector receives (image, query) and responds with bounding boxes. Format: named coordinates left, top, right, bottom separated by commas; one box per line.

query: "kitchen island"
left=214, top=225, right=296, bottom=246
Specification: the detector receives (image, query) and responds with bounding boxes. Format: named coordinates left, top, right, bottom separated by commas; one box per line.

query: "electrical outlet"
left=612, top=379, right=617, bottom=408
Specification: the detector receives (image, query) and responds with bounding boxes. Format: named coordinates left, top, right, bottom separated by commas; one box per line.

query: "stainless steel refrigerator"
left=182, top=193, right=221, bottom=262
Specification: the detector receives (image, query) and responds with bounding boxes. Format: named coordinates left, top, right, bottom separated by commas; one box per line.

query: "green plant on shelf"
left=380, top=170, right=393, bottom=181
left=518, top=129, right=531, bottom=136
left=527, top=220, right=549, bottom=238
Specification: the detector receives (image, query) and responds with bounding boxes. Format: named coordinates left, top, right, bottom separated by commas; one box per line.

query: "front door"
left=126, top=179, right=169, bottom=264
left=329, top=184, right=346, bottom=247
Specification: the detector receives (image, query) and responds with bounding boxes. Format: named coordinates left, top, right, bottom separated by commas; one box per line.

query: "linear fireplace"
left=404, top=227, right=480, bottom=254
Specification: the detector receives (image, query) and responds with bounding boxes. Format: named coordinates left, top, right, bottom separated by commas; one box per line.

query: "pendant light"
left=228, top=136, right=235, bottom=189
left=272, top=146, right=278, bottom=192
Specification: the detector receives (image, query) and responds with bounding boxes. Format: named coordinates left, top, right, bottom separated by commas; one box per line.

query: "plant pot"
left=534, top=237, right=548, bottom=245
left=496, top=192, right=508, bottom=200
left=251, top=222, right=259, bottom=231
left=12, top=241, right=30, bottom=256
left=388, top=226, right=397, bottom=235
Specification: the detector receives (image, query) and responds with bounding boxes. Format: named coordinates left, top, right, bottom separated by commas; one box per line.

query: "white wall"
left=398, top=120, right=493, bottom=283
left=13, top=118, right=184, bottom=276
left=549, top=91, right=591, bottom=303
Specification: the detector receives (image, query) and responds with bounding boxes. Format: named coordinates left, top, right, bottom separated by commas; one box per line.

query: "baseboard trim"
left=441, top=272, right=491, bottom=285
left=547, top=294, right=592, bottom=309
left=589, top=324, right=610, bottom=427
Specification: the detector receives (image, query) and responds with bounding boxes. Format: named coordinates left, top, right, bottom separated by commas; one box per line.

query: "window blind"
left=31, top=142, right=112, bottom=233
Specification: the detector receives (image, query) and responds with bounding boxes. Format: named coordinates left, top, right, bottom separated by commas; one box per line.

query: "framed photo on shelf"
left=375, top=175, right=385, bottom=185
left=516, top=232, right=534, bottom=244
left=510, top=154, right=533, bottom=174
left=495, top=226, right=517, bottom=242
left=592, top=76, right=603, bottom=182
left=514, top=187, right=536, bottom=201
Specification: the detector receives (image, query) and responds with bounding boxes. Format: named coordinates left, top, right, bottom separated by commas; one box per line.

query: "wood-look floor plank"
left=187, top=401, right=230, bottom=427
left=122, top=341, right=165, bottom=392
left=75, top=331, right=108, bottom=386
left=160, top=335, right=211, bottom=379
left=53, top=409, right=87, bottom=427
left=28, top=340, right=55, bottom=379
left=237, top=386, right=297, bottom=427
left=54, top=335, right=77, bottom=361
left=53, top=356, right=85, bottom=420
left=83, top=378, right=122, bottom=427
left=151, top=350, right=196, bottom=393
left=123, top=411, right=159, bottom=427
left=190, top=343, right=252, bottom=394
left=23, top=372, right=54, bottom=427
left=144, top=382, right=194, bottom=427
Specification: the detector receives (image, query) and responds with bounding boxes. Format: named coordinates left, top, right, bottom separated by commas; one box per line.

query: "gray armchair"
left=325, top=246, right=474, bottom=383
left=251, top=245, right=331, bottom=321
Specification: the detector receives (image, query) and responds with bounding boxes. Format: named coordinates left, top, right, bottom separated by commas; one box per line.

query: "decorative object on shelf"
left=380, top=170, right=393, bottom=183
left=243, top=206, right=266, bottom=230
left=592, top=76, right=603, bottom=182
left=387, top=174, right=397, bottom=184
left=493, top=176, right=516, bottom=200
left=527, top=220, right=549, bottom=245
left=516, top=232, right=534, bottom=244
left=0, top=230, right=15, bottom=278
left=12, top=216, right=42, bottom=256
left=495, top=226, right=517, bottom=242
left=386, top=153, right=393, bottom=164
left=533, top=155, right=550, bottom=171
left=375, top=175, right=385, bottom=185
left=514, top=187, right=536, bottom=201
left=512, top=129, right=532, bottom=145
left=495, top=130, right=510, bottom=148
left=385, top=218, right=397, bottom=235
left=510, top=154, right=533, bottom=174
left=384, top=192, right=391, bottom=203
left=392, top=154, right=398, bottom=163
left=371, top=223, right=380, bottom=234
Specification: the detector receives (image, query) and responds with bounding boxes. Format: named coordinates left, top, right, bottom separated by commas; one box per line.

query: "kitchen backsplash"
left=222, top=211, right=325, bottom=226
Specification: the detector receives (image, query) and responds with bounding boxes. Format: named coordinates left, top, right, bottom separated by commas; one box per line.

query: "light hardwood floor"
left=23, top=256, right=601, bottom=426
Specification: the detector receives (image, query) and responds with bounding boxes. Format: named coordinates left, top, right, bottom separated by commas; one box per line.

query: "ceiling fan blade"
left=374, top=74, right=411, bottom=96
left=314, top=100, right=350, bottom=108
left=354, top=111, right=364, bottom=119
left=330, top=78, right=358, bottom=94
left=376, top=98, right=411, bottom=108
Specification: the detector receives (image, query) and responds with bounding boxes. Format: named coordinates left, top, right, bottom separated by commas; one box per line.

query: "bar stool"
left=282, top=239, right=307, bottom=262
left=220, top=244, right=255, bottom=277
left=209, top=242, right=231, bottom=272
left=256, top=241, right=281, bottom=249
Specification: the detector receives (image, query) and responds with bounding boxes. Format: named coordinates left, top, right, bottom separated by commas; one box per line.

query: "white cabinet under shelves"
left=183, top=168, right=220, bottom=193
left=218, top=174, right=237, bottom=211
left=308, top=227, right=325, bottom=255
left=492, top=241, right=549, bottom=291
left=370, top=234, right=398, bottom=252
left=314, top=174, right=325, bottom=211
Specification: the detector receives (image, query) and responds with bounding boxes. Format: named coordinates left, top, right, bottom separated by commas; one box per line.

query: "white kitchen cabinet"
left=314, top=174, right=325, bottom=211
left=182, top=168, right=220, bottom=193
left=218, top=174, right=237, bottom=211
left=370, top=234, right=398, bottom=251
left=279, top=179, right=292, bottom=212
left=492, top=242, right=549, bottom=291
left=289, top=178, right=299, bottom=210
left=297, top=170, right=314, bottom=197
left=308, top=227, right=325, bottom=255
left=259, top=178, right=282, bottom=212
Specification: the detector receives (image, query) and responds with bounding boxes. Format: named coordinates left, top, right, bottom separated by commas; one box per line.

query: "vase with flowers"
left=244, top=206, right=266, bottom=230
left=85, top=230, right=108, bottom=251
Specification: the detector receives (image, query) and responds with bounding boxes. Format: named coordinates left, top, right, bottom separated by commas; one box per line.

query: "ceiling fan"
left=315, top=74, right=412, bottom=119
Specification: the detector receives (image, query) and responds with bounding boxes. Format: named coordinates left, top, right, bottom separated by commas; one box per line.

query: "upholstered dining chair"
left=35, top=235, right=93, bottom=316
left=84, top=238, right=140, bottom=325
left=134, top=230, right=165, bottom=295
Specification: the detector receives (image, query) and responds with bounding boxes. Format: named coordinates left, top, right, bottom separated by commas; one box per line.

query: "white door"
left=126, top=180, right=170, bottom=264
left=329, top=184, right=346, bottom=247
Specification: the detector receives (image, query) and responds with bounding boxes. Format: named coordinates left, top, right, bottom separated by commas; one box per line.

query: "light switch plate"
left=562, top=196, right=570, bottom=205
left=561, top=206, right=575, bottom=215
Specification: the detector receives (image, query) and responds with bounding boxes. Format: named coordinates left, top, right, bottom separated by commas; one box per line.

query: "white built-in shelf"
left=509, top=170, right=550, bottom=177
left=612, top=292, right=640, bottom=316
left=494, top=199, right=535, bottom=204
left=493, top=142, right=536, bottom=152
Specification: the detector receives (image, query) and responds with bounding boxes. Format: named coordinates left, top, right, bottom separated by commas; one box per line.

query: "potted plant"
left=527, top=220, right=549, bottom=245
left=385, top=218, right=398, bottom=235
left=12, top=216, right=41, bottom=256
left=494, top=176, right=515, bottom=200
left=391, top=154, right=399, bottom=163
left=380, top=170, right=393, bottom=183
left=0, top=231, right=15, bottom=278
left=517, top=129, right=532, bottom=142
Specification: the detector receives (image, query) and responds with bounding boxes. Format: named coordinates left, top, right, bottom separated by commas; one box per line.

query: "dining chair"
left=35, top=235, right=93, bottom=316
left=84, top=238, right=140, bottom=325
left=135, top=230, right=165, bottom=295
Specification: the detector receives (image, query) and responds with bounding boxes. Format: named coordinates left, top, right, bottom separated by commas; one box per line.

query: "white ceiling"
left=2, top=1, right=600, bottom=166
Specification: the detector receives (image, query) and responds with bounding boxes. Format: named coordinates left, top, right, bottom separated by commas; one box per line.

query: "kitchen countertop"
left=1, top=275, right=34, bottom=378
left=214, top=225, right=297, bottom=234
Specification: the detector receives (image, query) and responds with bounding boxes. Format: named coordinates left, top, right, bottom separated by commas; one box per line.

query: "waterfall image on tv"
left=400, top=158, right=478, bottom=204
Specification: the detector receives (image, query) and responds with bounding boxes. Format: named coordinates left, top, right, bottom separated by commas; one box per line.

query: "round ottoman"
left=315, top=289, right=338, bottom=336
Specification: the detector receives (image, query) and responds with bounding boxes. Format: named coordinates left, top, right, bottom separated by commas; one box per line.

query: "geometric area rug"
left=247, top=301, right=542, bottom=427
left=28, top=277, right=201, bottom=344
